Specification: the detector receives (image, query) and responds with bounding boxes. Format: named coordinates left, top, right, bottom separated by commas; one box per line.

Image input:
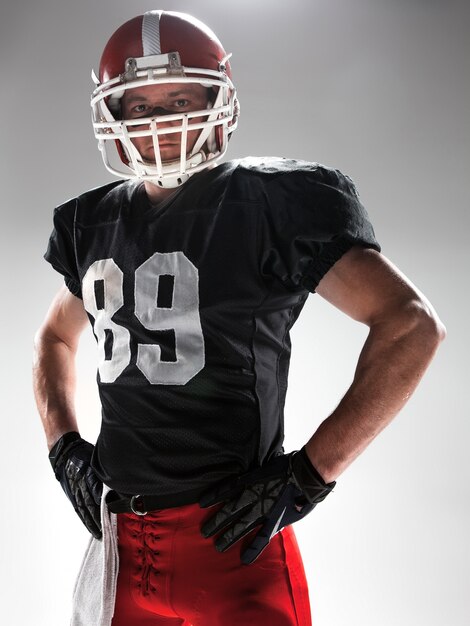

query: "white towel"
left=70, top=485, right=119, bottom=626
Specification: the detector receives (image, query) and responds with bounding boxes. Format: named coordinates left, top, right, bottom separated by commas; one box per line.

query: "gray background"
left=1, top=1, right=469, bottom=624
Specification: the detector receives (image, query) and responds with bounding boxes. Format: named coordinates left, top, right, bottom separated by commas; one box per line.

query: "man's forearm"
left=33, top=330, right=80, bottom=451
left=305, top=302, right=446, bottom=483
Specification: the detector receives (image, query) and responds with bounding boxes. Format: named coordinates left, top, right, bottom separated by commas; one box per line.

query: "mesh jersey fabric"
left=44, top=157, right=380, bottom=499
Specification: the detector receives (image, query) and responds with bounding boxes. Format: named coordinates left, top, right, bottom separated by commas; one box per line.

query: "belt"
left=106, top=487, right=204, bottom=515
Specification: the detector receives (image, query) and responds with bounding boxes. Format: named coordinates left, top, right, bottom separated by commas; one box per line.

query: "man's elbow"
left=33, top=324, right=59, bottom=351
left=33, top=325, right=57, bottom=369
left=398, top=297, right=446, bottom=347
left=33, top=322, right=78, bottom=356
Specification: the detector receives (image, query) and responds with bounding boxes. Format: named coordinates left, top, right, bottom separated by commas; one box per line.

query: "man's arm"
left=33, top=285, right=89, bottom=450
left=33, top=285, right=103, bottom=538
left=307, top=245, right=446, bottom=483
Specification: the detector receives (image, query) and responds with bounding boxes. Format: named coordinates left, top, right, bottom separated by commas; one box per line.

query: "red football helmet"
left=91, top=11, right=239, bottom=188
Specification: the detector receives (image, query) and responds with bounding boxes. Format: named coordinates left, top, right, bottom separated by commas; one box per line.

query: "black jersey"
left=45, top=157, right=380, bottom=503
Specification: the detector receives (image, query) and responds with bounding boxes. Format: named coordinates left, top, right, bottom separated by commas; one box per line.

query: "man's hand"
left=49, top=432, right=103, bottom=539
left=199, top=447, right=335, bottom=564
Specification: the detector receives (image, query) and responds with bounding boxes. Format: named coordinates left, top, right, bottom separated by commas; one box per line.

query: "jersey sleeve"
left=44, top=199, right=82, bottom=298
left=259, top=164, right=380, bottom=292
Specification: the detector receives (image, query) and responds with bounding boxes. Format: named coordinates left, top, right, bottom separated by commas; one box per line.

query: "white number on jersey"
left=82, top=252, right=205, bottom=385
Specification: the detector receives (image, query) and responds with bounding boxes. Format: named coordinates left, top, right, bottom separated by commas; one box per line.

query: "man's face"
left=121, top=82, right=211, bottom=163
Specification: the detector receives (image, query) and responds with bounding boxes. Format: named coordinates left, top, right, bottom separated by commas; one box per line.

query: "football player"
left=33, top=10, right=445, bottom=626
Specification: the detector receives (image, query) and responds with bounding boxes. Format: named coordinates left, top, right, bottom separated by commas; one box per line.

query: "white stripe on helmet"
left=142, top=10, right=163, bottom=56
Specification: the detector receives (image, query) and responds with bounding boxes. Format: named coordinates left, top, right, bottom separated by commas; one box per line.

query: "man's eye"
left=132, top=104, right=149, bottom=114
left=174, top=99, right=189, bottom=108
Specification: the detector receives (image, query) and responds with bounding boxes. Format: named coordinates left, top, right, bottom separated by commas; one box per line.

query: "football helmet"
left=91, top=11, right=239, bottom=188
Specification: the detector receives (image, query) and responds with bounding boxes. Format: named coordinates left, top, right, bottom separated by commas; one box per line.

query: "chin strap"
left=147, top=150, right=207, bottom=188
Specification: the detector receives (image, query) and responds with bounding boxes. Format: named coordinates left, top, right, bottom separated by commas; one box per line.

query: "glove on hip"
left=200, top=446, right=335, bottom=564
left=49, top=432, right=103, bottom=539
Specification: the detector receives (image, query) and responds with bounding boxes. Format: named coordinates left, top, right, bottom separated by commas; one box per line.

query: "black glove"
left=49, top=432, right=103, bottom=539
left=200, top=447, right=335, bottom=564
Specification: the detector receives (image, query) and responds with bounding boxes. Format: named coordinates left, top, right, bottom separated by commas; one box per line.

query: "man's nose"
left=150, top=106, right=170, bottom=117
left=149, top=108, right=183, bottom=138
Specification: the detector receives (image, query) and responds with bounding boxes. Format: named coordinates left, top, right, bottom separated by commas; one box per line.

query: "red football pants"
left=111, top=502, right=312, bottom=626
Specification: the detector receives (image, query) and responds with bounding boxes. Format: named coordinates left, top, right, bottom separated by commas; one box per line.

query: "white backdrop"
left=1, top=1, right=469, bottom=625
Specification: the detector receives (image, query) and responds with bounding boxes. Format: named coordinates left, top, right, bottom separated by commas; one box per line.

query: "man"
left=33, top=10, right=445, bottom=626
